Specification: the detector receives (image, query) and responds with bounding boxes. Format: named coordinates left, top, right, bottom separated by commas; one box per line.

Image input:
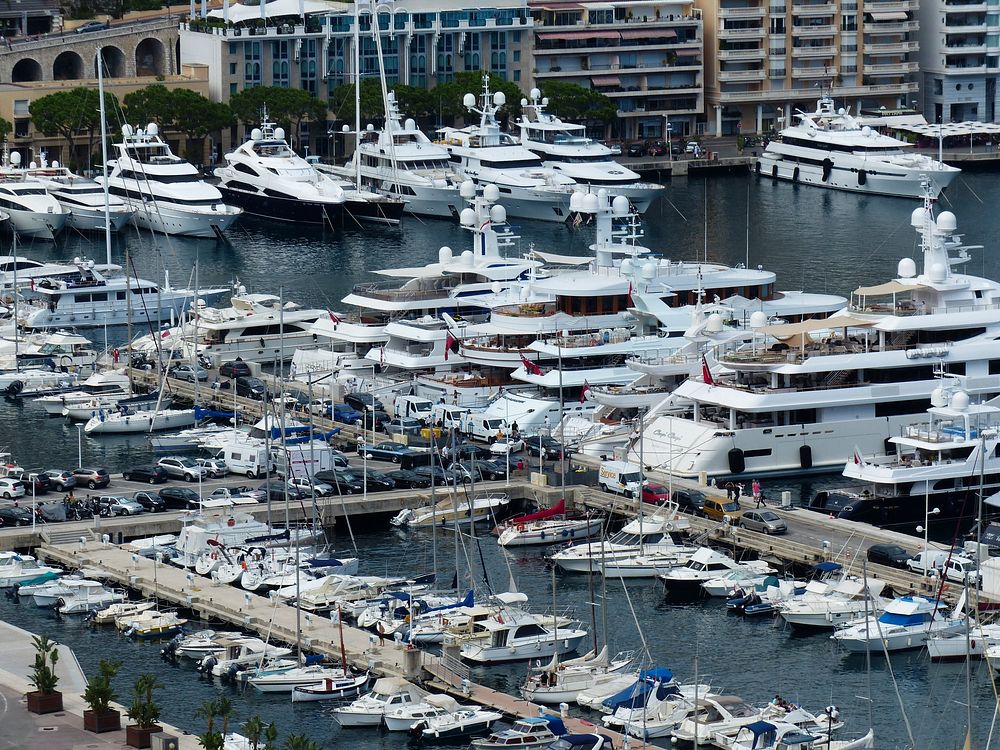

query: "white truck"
left=432, top=404, right=471, bottom=430
left=393, top=395, right=435, bottom=421
left=219, top=441, right=338, bottom=479
left=459, top=413, right=509, bottom=443
left=598, top=460, right=643, bottom=497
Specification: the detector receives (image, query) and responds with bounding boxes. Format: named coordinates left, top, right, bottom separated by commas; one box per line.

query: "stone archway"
left=53, top=50, right=85, bottom=80
left=135, top=37, right=165, bottom=77
left=11, top=57, right=41, bottom=82
left=97, top=46, right=127, bottom=78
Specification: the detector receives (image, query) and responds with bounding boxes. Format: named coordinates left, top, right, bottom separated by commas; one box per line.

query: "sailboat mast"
left=97, top=50, right=112, bottom=266
left=11, top=231, right=17, bottom=372
left=353, top=0, right=362, bottom=188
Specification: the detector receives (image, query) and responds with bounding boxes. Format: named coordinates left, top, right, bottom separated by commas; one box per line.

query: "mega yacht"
left=26, top=152, right=134, bottom=232
left=757, top=96, right=959, bottom=198
left=100, top=123, right=242, bottom=237
left=328, top=92, right=461, bottom=218
left=0, top=152, right=69, bottom=239
left=215, top=114, right=347, bottom=225
left=633, top=188, right=1000, bottom=480
left=437, top=75, right=576, bottom=222
left=16, top=258, right=228, bottom=330
left=517, top=89, right=664, bottom=213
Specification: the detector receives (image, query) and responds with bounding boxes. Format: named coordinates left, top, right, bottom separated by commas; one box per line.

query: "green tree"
left=170, top=88, right=234, bottom=163
left=0, top=117, right=12, bottom=142
left=29, top=88, right=118, bottom=170
left=241, top=716, right=264, bottom=750
left=283, top=735, right=320, bottom=750
left=194, top=698, right=225, bottom=750
left=326, top=79, right=386, bottom=124
left=122, top=84, right=176, bottom=128
left=229, top=86, right=326, bottom=148
left=532, top=80, right=617, bottom=126
left=263, top=722, right=279, bottom=750
left=430, top=71, right=525, bottom=126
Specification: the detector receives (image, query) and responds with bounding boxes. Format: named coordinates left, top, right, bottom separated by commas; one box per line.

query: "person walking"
left=725, top=481, right=736, bottom=500
left=752, top=479, right=762, bottom=508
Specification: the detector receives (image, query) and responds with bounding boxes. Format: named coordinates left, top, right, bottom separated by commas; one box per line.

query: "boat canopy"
left=509, top=499, right=566, bottom=524
left=852, top=280, right=918, bottom=297
left=425, top=694, right=460, bottom=712
left=744, top=721, right=778, bottom=749
left=602, top=668, right=673, bottom=710
left=757, top=315, right=874, bottom=339
left=813, top=561, right=842, bottom=573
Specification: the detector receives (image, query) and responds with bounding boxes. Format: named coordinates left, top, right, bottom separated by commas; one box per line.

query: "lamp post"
left=76, top=424, right=83, bottom=468
left=29, top=472, right=37, bottom=532
left=916, top=502, right=941, bottom=575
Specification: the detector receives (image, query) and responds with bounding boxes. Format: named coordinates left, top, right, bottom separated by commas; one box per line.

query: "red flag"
left=161, top=329, right=171, bottom=339
left=627, top=281, right=634, bottom=307
left=580, top=380, right=590, bottom=404
left=444, top=332, right=455, bottom=361
left=520, top=353, right=542, bottom=376
left=329, top=310, right=341, bottom=324
left=701, top=354, right=714, bottom=385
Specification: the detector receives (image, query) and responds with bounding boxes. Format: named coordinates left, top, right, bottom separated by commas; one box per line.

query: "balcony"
left=943, top=0, right=988, bottom=9
left=717, top=47, right=767, bottom=58
left=713, top=79, right=917, bottom=101
left=862, top=61, right=919, bottom=73
left=791, top=23, right=836, bottom=34
left=792, top=66, right=834, bottom=77
left=944, top=61, right=988, bottom=72
left=719, top=6, right=767, bottom=17
left=718, top=68, right=767, bottom=80
left=791, top=2, right=837, bottom=15
left=863, top=41, right=919, bottom=53
left=863, top=0, right=918, bottom=10
left=864, top=20, right=919, bottom=32
left=945, top=40, right=988, bottom=52
left=792, top=44, right=836, bottom=56
left=718, top=25, right=766, bottom=37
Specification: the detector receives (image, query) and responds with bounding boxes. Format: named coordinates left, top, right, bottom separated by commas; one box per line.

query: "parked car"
left=333, top=403, right=363, bottom=425
left=235, top=376, right=268, bottom=400
left=287, top=477, right=334, bottom=497
left=363, top=469, right=396, bottom=491
left=132, top=491, right=166, bottom=512
left=413, top=465, right=460, bottom=487
left=449, top=443, right=492, bottom=462
left=43, top=470, right=76, bottom=492
left=0, top=506, right=34, bottom=525
left=608, top=143, right=622, bottom=155
left=256, top=483, right=308, bottom=502
left=8, top=471, right=50, bottom=495
left=686, top=140, right=701, bottom=153
left=122, top=465, right=168, bottom=484
left=357, top=441, right=417, bottom=463
left=219, top=359, right=252, bottom=379
left=477, top=460, right=509, bottom=481
left=670, top=142, right=684, bottom=156
left=157, top=456, right=209, bottom=482
left=739, top=509, right=787, bottom=535
left=195, top=458, right=229, bottom=478
left=208, top=486, right=265, bottom=502
left=97, top=496, right=144, bottom=516
left=867, top=543, right=912, bottom=569
left=312, top=469, right=365, bottom=495
left=344, top=392, right=385, bottom=414
left=383, top=417, right=423, bottom=436
left=158, top=487, right=202, bottom=510
left=73, top=467, right=110, bottom=490
left=170, top=363, right=209, bottom=382
left=385, top=469, right=431, bottom=489
left=75, top=20, right=109, bottom=33
left=641, top=483, right=671, bottom=505
left=490, top=437, right=525, bottom=455
left=906, top=550, right=949, bottom=576
left=646, top=140, right=667, bottom=157
left=672, top=489, right=706, bottom=515
left=703, top=496, right=742, bottom=523
left=0, top=478, right=25, bottom=499
left=523, top=436, right=564, bottom=461
left=626, top=142, right=645, bottom=157
left=448, top=462, right=483, bottom=483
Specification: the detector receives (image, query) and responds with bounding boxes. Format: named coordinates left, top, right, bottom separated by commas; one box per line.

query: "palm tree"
left=216, top=696, right=233, bottom=736
left=283, top=734, right=320, bottom=750
left=263, top=722, right=279, bottom=750
left=241, top=716, right=264, bottom=750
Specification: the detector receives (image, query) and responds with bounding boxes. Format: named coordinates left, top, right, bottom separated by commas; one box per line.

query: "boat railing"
left=550, top=329, right=633, bottom=348
left=720, top=338, right=939, bottom=365
left=627, top=350, right=701, bottom=366
left=707, top=376, right=872, bottom=395
left=492, top=302, right=558, bottom=318
left=350, top=280, right=458, bottom=302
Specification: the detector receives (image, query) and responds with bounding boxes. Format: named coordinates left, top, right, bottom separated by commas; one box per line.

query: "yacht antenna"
left=97, top=48, right=112, bottom=267
left=11, top=230, right=17, bottom=372
left=352, top=0, right=362, bottom=190
left=367, top=0, right=401, bottom=195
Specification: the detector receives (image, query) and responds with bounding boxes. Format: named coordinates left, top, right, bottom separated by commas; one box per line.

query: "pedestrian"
left=725, top=481, right=736, bottom=500
left=752, top=478, right=762, bottom=507
left=736, top=482, right=744, bottom=499
left=758, top=491, right=767, bottom=508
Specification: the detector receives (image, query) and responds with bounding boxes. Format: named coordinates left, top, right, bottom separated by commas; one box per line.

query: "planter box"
left=26, top=691, right=63, bottom=714
left=84, top=709, right=121, bottom=733
left=126, top=724, right=163, bottom=749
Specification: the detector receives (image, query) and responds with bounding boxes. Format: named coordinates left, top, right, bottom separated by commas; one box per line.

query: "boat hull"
left=64, top=205, right=135, bottom=233
left=125, top=199, right=242, bottom=237
left=498, top=518, right=603, bottom=547
left=6, top=208, right=67, bottom=240
left=218, top=185, right=343, bottom=226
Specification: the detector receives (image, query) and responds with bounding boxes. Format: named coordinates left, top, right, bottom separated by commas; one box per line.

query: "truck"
left=393, top=395, right=435, bottom=421
left=598, top=460, right=643, bottom=497
left=432, top=403, right=471, bottom=430
left=459, top=413, right=509, bottom=443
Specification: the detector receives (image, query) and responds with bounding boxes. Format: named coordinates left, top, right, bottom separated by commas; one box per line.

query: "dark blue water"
left=6, top=174, right=1000, bottom=748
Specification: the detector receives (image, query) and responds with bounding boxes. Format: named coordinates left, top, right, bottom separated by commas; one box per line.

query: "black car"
left=363, top=469, right=396, bottom=491
left=672, top=489, right=706, bottom=515
left=626, top=142, right=645, bottom=157
left=0, top=507, right=35, bottom=526
left=219, top=359, right=252, bottom=379
left=158, top=486, right=202, bottom=510
left=357, top=441, right=415, bottom=463
left=73, top=467, right=111, bottom=490
left=414, top=465, right=460, bottom=486
left=256, top=483, right=308, bottom=502
left=670, top=143, right=684, bottom=156
left=8, top=471, right=51, bottom=494
left=344, top=392, right=385, bottom=414
left=523, top=436, right=564, bottom=461
left=867, top=543, right=912, bottom=569
left=385, top=469, right=431, bottom=489
left=383, top=418, right=424, bottom=436
left=122, top=465, right=168, bottom=484
left=477, top=460, right=509, bottom=481
left=235, top=376, right=267, bottom=400
left=132, top=491, right=166, bottom=512
left=449, top=443, right=492, bottom=462
left=313, top=469, right=366, bottom=495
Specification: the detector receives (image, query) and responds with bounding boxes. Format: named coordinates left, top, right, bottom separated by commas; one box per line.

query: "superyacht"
left=26, top=152, right=134, bottom=232
left=0, top=152, right=69, bottom=239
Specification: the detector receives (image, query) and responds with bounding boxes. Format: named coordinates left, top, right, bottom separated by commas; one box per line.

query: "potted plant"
left=125, top=674, right=163, bottom=748
left=26, top=634, right=62, bottom=714
left=82, top=659, right=122, bottom=733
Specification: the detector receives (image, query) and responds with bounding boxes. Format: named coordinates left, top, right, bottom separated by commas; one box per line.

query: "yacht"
left=0, top=152, right=69, bottom=239
left=34, top=368, right=130, bottom=415
left=309, top=164, right=406, bottom=225
left=26, top=152, right=134, bottom=232
left=411, top=695, right=503, bottom=739
left=17, top=258, right=228, bottom=330
left=549, top=512, right=690, bottom=574
left=131, top=289, right=327, bottom=364
left=333, top=678, right=426, bottom=727
left=633, top=189, right=1000, bottom=480
left=328, top=92, right=461, bottom=218
left=658, top=547, right=774, bottom=593
left=757, top=96, right=959, bottom=198
left=437, top=75, right=576, bottom=222
left=456, top=608, right=588, bottom=664
left=517, top=89, right=664, bottom=213
left=0, top=329, right=98, bottom=373
left=520, top=648, right=634, bottom=704
left=777, top=576, right=889, bottom=629
left=214, top=114, right=347, bottom=224
left=830, top=595, right=963, bottom=652
left=100, top=123, right=242, bottom=237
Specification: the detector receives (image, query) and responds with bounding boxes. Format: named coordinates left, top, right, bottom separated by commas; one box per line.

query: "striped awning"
left=868, top=11, right=907, bottom=20
left=538, top=30, right=621, bottom=40
left=591, top=75, right=621, bottom=86
left=620, top=28, right=676, bottom=39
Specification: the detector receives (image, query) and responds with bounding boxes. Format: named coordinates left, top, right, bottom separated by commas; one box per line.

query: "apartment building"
left=526, top=0, right=704, bottom=140
left=919, top=0, right=1000, bottom=122
left=695, top=0, right=918, bottom=134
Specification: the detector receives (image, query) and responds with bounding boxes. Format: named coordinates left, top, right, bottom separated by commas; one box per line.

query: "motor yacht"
left=34, top=369, right=130, bottom=415
left=437, top=75, right=576, bottom=222
left=391, top=492, right=510, bottom=528
left=757, top=95, right=958, bottom=198
left=57, top=585, right=127, bottom=614
left=0, top=151, right=69, bottom=239
left=26, top=152, right=134, bottom=232
left=0, top=329, right=98, bottom=374
left=197, top=637, right=293, bottom=677
left=517, top=89, right=664, bottom=213
left=777, top=574, right=889, bottom=629
left=456, top=608, right=588, bottom=664
left=497, top=500, right=603, bottom=547
left=333, top=677, right=426, bottom=727
left=100, top=122, right=242, bottom=237
left=520, top=647, right=634, bottom=704
left=721, top=721, right=874, bottom=750
left=830, top=595, right=963, bottom=652
left=472, top=716, right=567, bottom=749
left=927, top=622, right=1000, bottom=661
left=0, top=556, right=61, bottom=588
left=658, top=547, right=774, bottom=593
left=215, top=113, right=346, bottom=225
left=90, top=600, right=157, bottom=625
left=411, top=694, right=503, bottom=739
left=247, top=664, right=352, bottom=693
left=633, top=189, right=1000, bottom=480
left=549, top=511, right=690, bottom=574
left=383, top=701, right=451, bottom=732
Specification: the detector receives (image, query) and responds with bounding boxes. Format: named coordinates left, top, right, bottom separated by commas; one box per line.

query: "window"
left=13, top=100, right=28, bottom=116
left=770, top=17, right=785, bottom=33
left=229, top=62, right=236, bottom=75
left=841, top=14, right=856, bottom=30
left=14, top=120, right=28, bottom=138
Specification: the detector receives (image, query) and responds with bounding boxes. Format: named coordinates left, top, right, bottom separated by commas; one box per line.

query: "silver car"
left=157, top=456, right=209, bottom=482
left=99, top=496, right=144, bottom=516
left=740, top=510, right=787, bottom=535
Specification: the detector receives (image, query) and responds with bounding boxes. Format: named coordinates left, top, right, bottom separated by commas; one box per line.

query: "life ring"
left=227, top=518, right=236, bottom=527
left=211, top=552, right=218, bottom=560
left=516, top=523, right=525, bottom=533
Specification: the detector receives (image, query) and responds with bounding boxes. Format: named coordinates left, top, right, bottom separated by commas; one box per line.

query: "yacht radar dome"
left=491, top=281, right=502, bottom=294
left=274, top=127, right=285, bottom=140
left=28, top=161, right=36, bottom=169
left=530, top=88, right=541, bottom=100
left=366, top=124, right=375, bottom=132
left=612, top=195, right=630, bottom=217
left=950, top=390, right=970, bottom=411
left=404, top=118, right=416, bottom=131
left=52, top=161, right=59, bottom=168
left=929, top=263, right=947, bottom=283
left=463, top=93, right=476, bottom=109
left=251, top=128, right=263, bottom=140
left=569, top=191, right=585, bottom=212
left=620, top=259, right=634, bottom=276
left=582, top=192, right=600, bottom=214
left=341, top=124, right=350, bottom=133
left=460, top=208, right=477, bottom=226
left=937, top=211, right=957, bottom=232
left=122, top=124, right=133, bottom=137
left=706, top=313, right=724, bottom=333
left=147, top=123, right=159, bottom=136
left=461, top=250, right=474, bottom=265
left=438, top=246, right=453, bottom=263
left=490, top=204, right=507, bottom=224
left=641, top=261, right=656, bottom=280
left=898, top=258, right=917, bottom=278
left=542, top=98, right=549, bottom=106
left=910, top=207, right=930, bottom=228
left=749, top=311, right=768, bottom=328
left=9, top=152, right=19, bottom=165
left=460, top=180, right=477, bottom=200
left=838, top=108, right=846, bottom=115
left=861, top=126, right=871, bottom=137
left=521, top=98, right=528, bottom=107
left=597, top=188, right=609, bottom=204
left=493, top=91, right=506, bottom=107
left=931, top=386, right=948, bottom=407
left=483, top=184, right=501, bottom=203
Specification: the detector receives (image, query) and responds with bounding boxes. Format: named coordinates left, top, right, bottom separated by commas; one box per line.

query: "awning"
left=207, top=0, right=339, bottom=22
left=868, top=11, right=907, bottom=20
left=592, top=75, right=622, bottom=86
left=620, top=28, right=676, bottom=39
left=538, top=30, right=620, bottom=40
left=758, top=314, right=874, bottom=338
left=853, top=280, right=918, bottom=296
left=529, top=250, right=594, bottom=265
left=897, top=121, right=1000, bottom=137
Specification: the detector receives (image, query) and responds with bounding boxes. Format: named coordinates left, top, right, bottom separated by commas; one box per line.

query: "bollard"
left=559, top=702, right=569, bottom=718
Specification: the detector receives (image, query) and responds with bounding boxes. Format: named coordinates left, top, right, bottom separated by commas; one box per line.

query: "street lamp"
left=76, top=424, right=83, bottom=467
left=916, top=506, right=941, bottom=575
left=28, top=472, right=37, bottom=532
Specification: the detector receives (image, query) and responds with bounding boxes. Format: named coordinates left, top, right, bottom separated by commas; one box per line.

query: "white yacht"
left=17, top=258, right=228, bottom=330
left=0, top=152, right=69, bottom=239
left=757, top=96, right=959, bottom=198
left=456, top=609, right=588, bottom=664
left=0, top=329, right=97, bottom=373
left=830, top=595, right=963, bottom=652
left=633, top=189, right=1000, bottom=480
left=26, top=153, right=134, bottom=232
left=0, top=255, right=103, bottom=291
left=437, top=75, right=576, bottom=222
left=517, top=89, right=664, bottom=213
left=34, top=368, right=130, bottom=415
left=131, top=289, right=326, bottom=364
left=330, top=92, right=460, bottom=218
left=214, top=114, right=346, bottom=225
left=100, top=123, right=242, bottom=237
left=549, top=512, right=689, bottom=574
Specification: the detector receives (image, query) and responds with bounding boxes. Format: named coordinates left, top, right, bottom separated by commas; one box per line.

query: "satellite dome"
left=147, top=123, right=159, bottom=136
left=274, top=127, right=285, bottom=140
left=251, top=128, right=263, bottom=141
left=341, top=124, right=350, bottom=133
left=404, top=118, right=415, bottom=131
left=937, top=211, right=957, bottom=232
left=461, top=249, right=474, bottom=265
left=950, top=390, right=970, bottom=411
left=838, top=108, right=846, bottom=115
left=365, top=124, right=374, bottom=132
left=28, top=161, right=36, bottom=169
left=530, top=88, right=541, bottom=100
left=438, top=246, right=453, bottom=263
left=910, top=207, right=930, bottom=228
left=596, top=188, right=609, bottom=204
left=749, top=311, right=768, bottom=329
left=491, top=281, right=502, bottom=295
left=620, top=259, right=634, bottom=276
left=582, top=192, right=599, bottom=214
left=493, top=91, right=506, bottom=107
left=542, top=97, right=549, bottom=106
left=463, top=93, right=476, bottom=108
left=520, top=98, right=528, bottom=107
left=612, top=195, right=629, bottom=217
left=569, top=191, right=585, bottom=212
left=641, top=261, right=656, bottom=280
left=930, top=386, right=948, bottom=407
left=460, top=207, right=477, bottom=226
left=861, top=126, right=871, bottom=137
left=122, top=124, right=133, bottom=137
left=9, top=152, right=20, bottom=165
left=52, top=161, right=59, bottom=169
left=490, top=204, right=507, bottom=224
left=706, top=313, right=724, bottom=333
left=483, top=184, right=500, bottom=203
left=929, top=263, right=947, bottom=283
left=897, top=258, right=917, bottom=278
left=460, top=180, right=477, bottom=200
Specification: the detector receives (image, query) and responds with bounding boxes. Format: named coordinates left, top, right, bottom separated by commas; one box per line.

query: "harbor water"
left=5, top=173, right=1000, bottom=747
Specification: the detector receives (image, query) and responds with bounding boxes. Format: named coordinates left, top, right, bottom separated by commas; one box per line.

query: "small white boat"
left=383, top=701, right=450, bottom=732
left=57, top=586, right=126, bottom=614
left=672, top=697, right=843, bottom=745
left=549, top=511, right=690, bottom=574
left=333, top=678, right=426, bottom=727
left=778, top=577, right=889, bottom=629
left=703, top=569, right=783, bottom=598
left=291, top=671, right=370, bottom=702
left=411, top=694, right=503, bottom=739
left=928, top=623, right=1000, bottom=661
left=830, top=595, right=964, bottom=653
left=90, top=600, right=156, bottom=624
left=248, top=664, right=351, bottom=693
left=471, top=715, right=568, bottom=749
left=0, top=556, right=62, bottom=588
left=457, top=609, right=589, bottom=664
left=117, top=610, right=187, bottom=639
left=199, top=637, right=294, bottom=677
left=392, top=493, right=510, bottom=528
left=84, top=407, right=196, bottom=434
left=658, top=548, right=773, bottom=593
left=34, top=369, right=130, bottom=415
left=720, top=721, right=874, bottom=750
left=497, top=500, right=603, bottom=547
left=520, top=647, right=634, bottom=704
left=166, top=630, right=242, bottom=659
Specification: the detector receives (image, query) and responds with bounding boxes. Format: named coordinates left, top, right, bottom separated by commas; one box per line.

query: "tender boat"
left=658, top=548, right=774, bottom=593
left=333, top=677, right=426, bottom=727
left=472, top=715, right=567, bottom=749
left=456, top=608, right=588, bottom=664
left=290, top=671, right=370, bottom=702
left=410, top=694, right=503, bottom=740
left=830, top=595, right=964, bottom=652
left=116, top=609, right=187, bottom=639
left=89, top=600, right=156, bottom=625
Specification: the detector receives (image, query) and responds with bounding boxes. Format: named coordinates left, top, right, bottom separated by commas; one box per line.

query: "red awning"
left=538, top=30, right=621, bottom=40
left=509, top=499, right=566, bottom=524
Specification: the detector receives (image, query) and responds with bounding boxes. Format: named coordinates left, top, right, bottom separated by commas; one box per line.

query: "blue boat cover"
left=814, top=562, right=842, bottom=572
left=194, top=407, right=235, bottom=420
left=603, top=668, right=671, bottom=711
left=521, top=716, right=567, bottom=736
left=744, top=722, right=777, bottom=750
left=880, top=613, right=924, bottom=626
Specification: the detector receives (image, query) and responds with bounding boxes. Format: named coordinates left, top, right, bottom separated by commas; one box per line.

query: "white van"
left=432, top=404, right=471, bottom=430
left=459, top=414, right=508, bottom=443
left=906, top=550, right=949, bottom=576
left=394, top=395, right=434, bottom=421
left=218, top=445, right=272, bottom=479
left=598, top=461, right=643, bottom=497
